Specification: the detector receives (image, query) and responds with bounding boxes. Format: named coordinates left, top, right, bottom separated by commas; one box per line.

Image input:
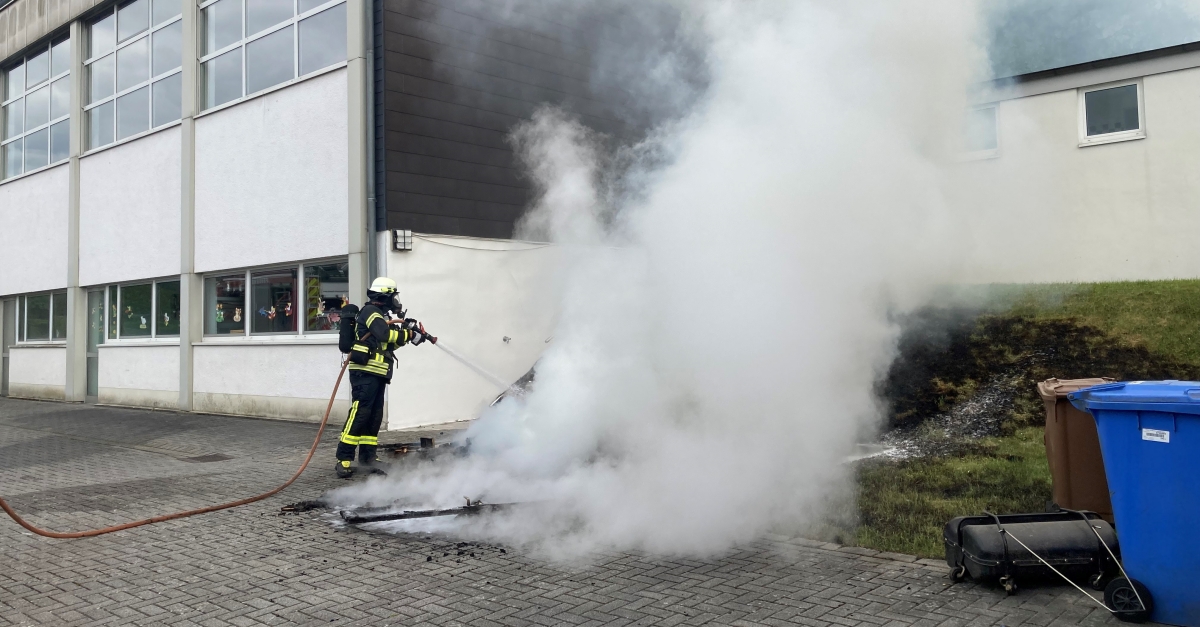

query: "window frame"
left=1, top=36, right=72, bottom=180
left=1078, top=79, right=1146, bottom=148
left=203, top=257, right=349, bottom=339
left=197, top=0, right=345, bottom=111
left=101, top=277, right=183, bottom=343
left=83, top=0, right=183, bottom=151
left=959, top=103, right=999, bottom=161
left=13, top=290, right=69, bottom=345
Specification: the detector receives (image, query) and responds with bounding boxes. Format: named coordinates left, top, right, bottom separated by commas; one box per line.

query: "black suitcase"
left=944, top=511, right=1120, bottom=594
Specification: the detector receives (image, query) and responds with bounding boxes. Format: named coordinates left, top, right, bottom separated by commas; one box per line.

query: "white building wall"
left=959, top=66, right=1200, bottom=283
left=7, top=346, right=66, bottom=399
left=193, top=69, right=349, bottom=273
left=79, top=128, right=182, bottom=286
left=0, top=165, right=69, bottom=295
left=192, top=342, right=351, bottom=422
left=97, top=344, right=179, bottom=408
left=385, top=236, right=563, bottom=429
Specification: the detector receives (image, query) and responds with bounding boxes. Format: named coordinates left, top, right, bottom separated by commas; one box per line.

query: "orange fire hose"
left=0, top=360, right=349, bottom=539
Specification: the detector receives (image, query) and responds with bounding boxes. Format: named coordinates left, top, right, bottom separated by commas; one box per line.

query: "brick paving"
left=0, top=397, right=1121, bottom=626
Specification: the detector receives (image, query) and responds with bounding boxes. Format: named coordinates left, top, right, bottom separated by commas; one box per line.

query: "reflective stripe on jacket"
left=347, top=304, right=412, bottom=378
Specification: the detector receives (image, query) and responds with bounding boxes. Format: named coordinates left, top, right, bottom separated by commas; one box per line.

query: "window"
left=156, top=280, right=181, bottom=336
left=200, top=0, right=346, bottom=110
left=119, top=283, right=153, bottom=337
left=205, top=274, right=246, bottom=334
left=304, top=262, right=348, bottom=332
left=15, top=291, right=68, bottom=342
left=107, top=284, right=119, bottom=339
left=962, top=106, right=998, bottom=157
left=1079, top=81, right=1144, bottom=146
left=85, top=0, right=182, bottom=150
left=251, top=268, right=297, bottom=334
left=91, top=279, right=183, bottom=340
left=205, top=259, right=347, bottom=336
left=2, top=37, right=71, bottom=180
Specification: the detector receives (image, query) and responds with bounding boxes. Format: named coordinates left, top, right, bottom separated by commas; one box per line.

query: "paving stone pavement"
left=0, top=397, right=1124, bottom=627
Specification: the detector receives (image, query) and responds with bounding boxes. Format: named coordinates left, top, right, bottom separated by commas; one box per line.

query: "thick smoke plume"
left=331, top=0, right=994, bottom=556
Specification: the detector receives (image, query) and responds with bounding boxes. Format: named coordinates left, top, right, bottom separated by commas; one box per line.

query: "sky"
left=986, top=0, right=1200, bottom=77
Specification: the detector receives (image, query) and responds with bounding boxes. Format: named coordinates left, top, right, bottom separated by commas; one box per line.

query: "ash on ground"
left=880, top=375, right=1019, bottom=459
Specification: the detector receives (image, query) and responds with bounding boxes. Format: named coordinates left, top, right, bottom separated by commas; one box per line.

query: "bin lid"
left=1037, top=377, right=1115, bottom=401
left=1068, top=380, right=1200, bottom=414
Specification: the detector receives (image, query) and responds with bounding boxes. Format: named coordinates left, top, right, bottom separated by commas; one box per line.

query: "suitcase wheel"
left=948, top=565, right=966, bottom=583
left=1000, top=576, right=1018, bottom=596
left=1089, top=572, right=1107, bottom=591
left=1104, top=577, right=1153, bottom=623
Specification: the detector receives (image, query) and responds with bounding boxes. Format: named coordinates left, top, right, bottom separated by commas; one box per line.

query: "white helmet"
left=367, top=276, right=402, bottom=313
left=368, top=276, right=398, bottom=295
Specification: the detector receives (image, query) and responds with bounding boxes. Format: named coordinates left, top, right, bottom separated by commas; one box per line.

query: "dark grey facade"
left=377, top=0, right=628, bottom=239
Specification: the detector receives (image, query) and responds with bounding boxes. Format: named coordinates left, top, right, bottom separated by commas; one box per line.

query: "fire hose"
left=0, top=359, right=350, bottom=539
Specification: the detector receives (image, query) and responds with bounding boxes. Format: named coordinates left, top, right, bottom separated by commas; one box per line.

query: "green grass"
left=852, top=279, right=1200, bottom=558
left=853, top=428, right=1052, bottom=558
left=998, top=280, right=1200, bottom=367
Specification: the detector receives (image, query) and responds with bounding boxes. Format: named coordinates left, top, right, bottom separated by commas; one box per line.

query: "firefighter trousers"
left=336, top=370, right=388, bottom=463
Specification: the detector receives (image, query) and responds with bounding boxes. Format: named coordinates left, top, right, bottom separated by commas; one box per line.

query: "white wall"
left=194, top=69, right=349, bottom=273
left=7, top=345, right=65, bottom=399
left=957, top=66, right=1200, bottom=283
left=0, top=165, right=69, bottom=295
left=192, top=341, right=351, bottom=422
left=79, top=128, right=182, bottom=286
left=385, top=235, right=563, bottom=429
left=97, top=343, right=179, bottom=408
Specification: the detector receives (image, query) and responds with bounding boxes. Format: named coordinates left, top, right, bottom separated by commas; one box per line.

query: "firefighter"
left=336, top=277, right=428, bottom=478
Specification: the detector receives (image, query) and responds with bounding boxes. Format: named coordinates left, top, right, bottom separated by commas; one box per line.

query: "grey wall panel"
left=389, top=151, right=523, bottom=188
left=391, top=190, right=523, bottom=222
left=387, top=172, right=528, bottom=206
left=387, top=131, right=513, bottom=167
left=381, top=0, right=629, bottom=238
left=385, top=93, right=523, bottom=136
left=386, top=110, right=511, bottom=150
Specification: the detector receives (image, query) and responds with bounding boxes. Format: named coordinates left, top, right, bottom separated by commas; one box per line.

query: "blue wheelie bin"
left=1070, top=381, right=1200, bottom=627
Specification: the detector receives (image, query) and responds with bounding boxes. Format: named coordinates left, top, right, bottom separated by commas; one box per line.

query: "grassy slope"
left=853, top=279, right=1200, bottom=558
left=1009, top=280, right=1200, bottom=366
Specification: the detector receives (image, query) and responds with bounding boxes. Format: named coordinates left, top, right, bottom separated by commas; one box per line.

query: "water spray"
left=434, top=341, right=512, bottom=391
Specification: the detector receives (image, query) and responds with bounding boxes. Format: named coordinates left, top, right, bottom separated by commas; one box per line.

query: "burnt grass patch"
left=843, top=305, right=1200, bottom=557
left=879, top=307, right=1200, bottom=444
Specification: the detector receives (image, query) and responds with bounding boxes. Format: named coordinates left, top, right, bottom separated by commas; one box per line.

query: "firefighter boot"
left=335, top=460, right=354, bottom=479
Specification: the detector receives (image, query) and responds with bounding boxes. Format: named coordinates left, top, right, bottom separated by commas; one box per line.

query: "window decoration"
left=85, top=279, right=184, bottom=340
left=200, top=0, right=346, bottom=110
left=303, top=262, right=348, bottom=332
left=2, top=37, right=71, bottom=180
left=205, top=274, right=247, bottom=334
left=251, top=268, right=297, bottom=334
left=204, top=259, right=347, bottom=336
left=85, top=0, right=183, bottom=150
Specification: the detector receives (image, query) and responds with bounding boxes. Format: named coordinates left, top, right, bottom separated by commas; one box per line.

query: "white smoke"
left=331, top=0, right=994, bottom=556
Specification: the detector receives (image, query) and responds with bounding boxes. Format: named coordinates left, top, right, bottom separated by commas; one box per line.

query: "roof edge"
left=991, top=40, right=1200, bottom=86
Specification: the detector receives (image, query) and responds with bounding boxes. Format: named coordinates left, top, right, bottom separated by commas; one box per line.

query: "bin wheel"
left=1000, top=576, right=1018, bottom=596
left=1104, top=577, right=1153, bottom=623
left=949, top=566, right=966, bottom=583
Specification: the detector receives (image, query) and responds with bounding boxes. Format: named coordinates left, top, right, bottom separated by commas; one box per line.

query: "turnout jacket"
left=347, top=303, right=415, bottom=380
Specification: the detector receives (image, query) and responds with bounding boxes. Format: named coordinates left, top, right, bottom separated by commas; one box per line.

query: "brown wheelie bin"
left=1037, top=378, right=1114, bottom=523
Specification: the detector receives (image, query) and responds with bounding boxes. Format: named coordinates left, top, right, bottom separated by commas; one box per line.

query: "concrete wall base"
left=98, top=388, right=181, bottom=410
left=8, top=384, right=67, bottom=401
left=192, top=392, right=355, bottom=425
